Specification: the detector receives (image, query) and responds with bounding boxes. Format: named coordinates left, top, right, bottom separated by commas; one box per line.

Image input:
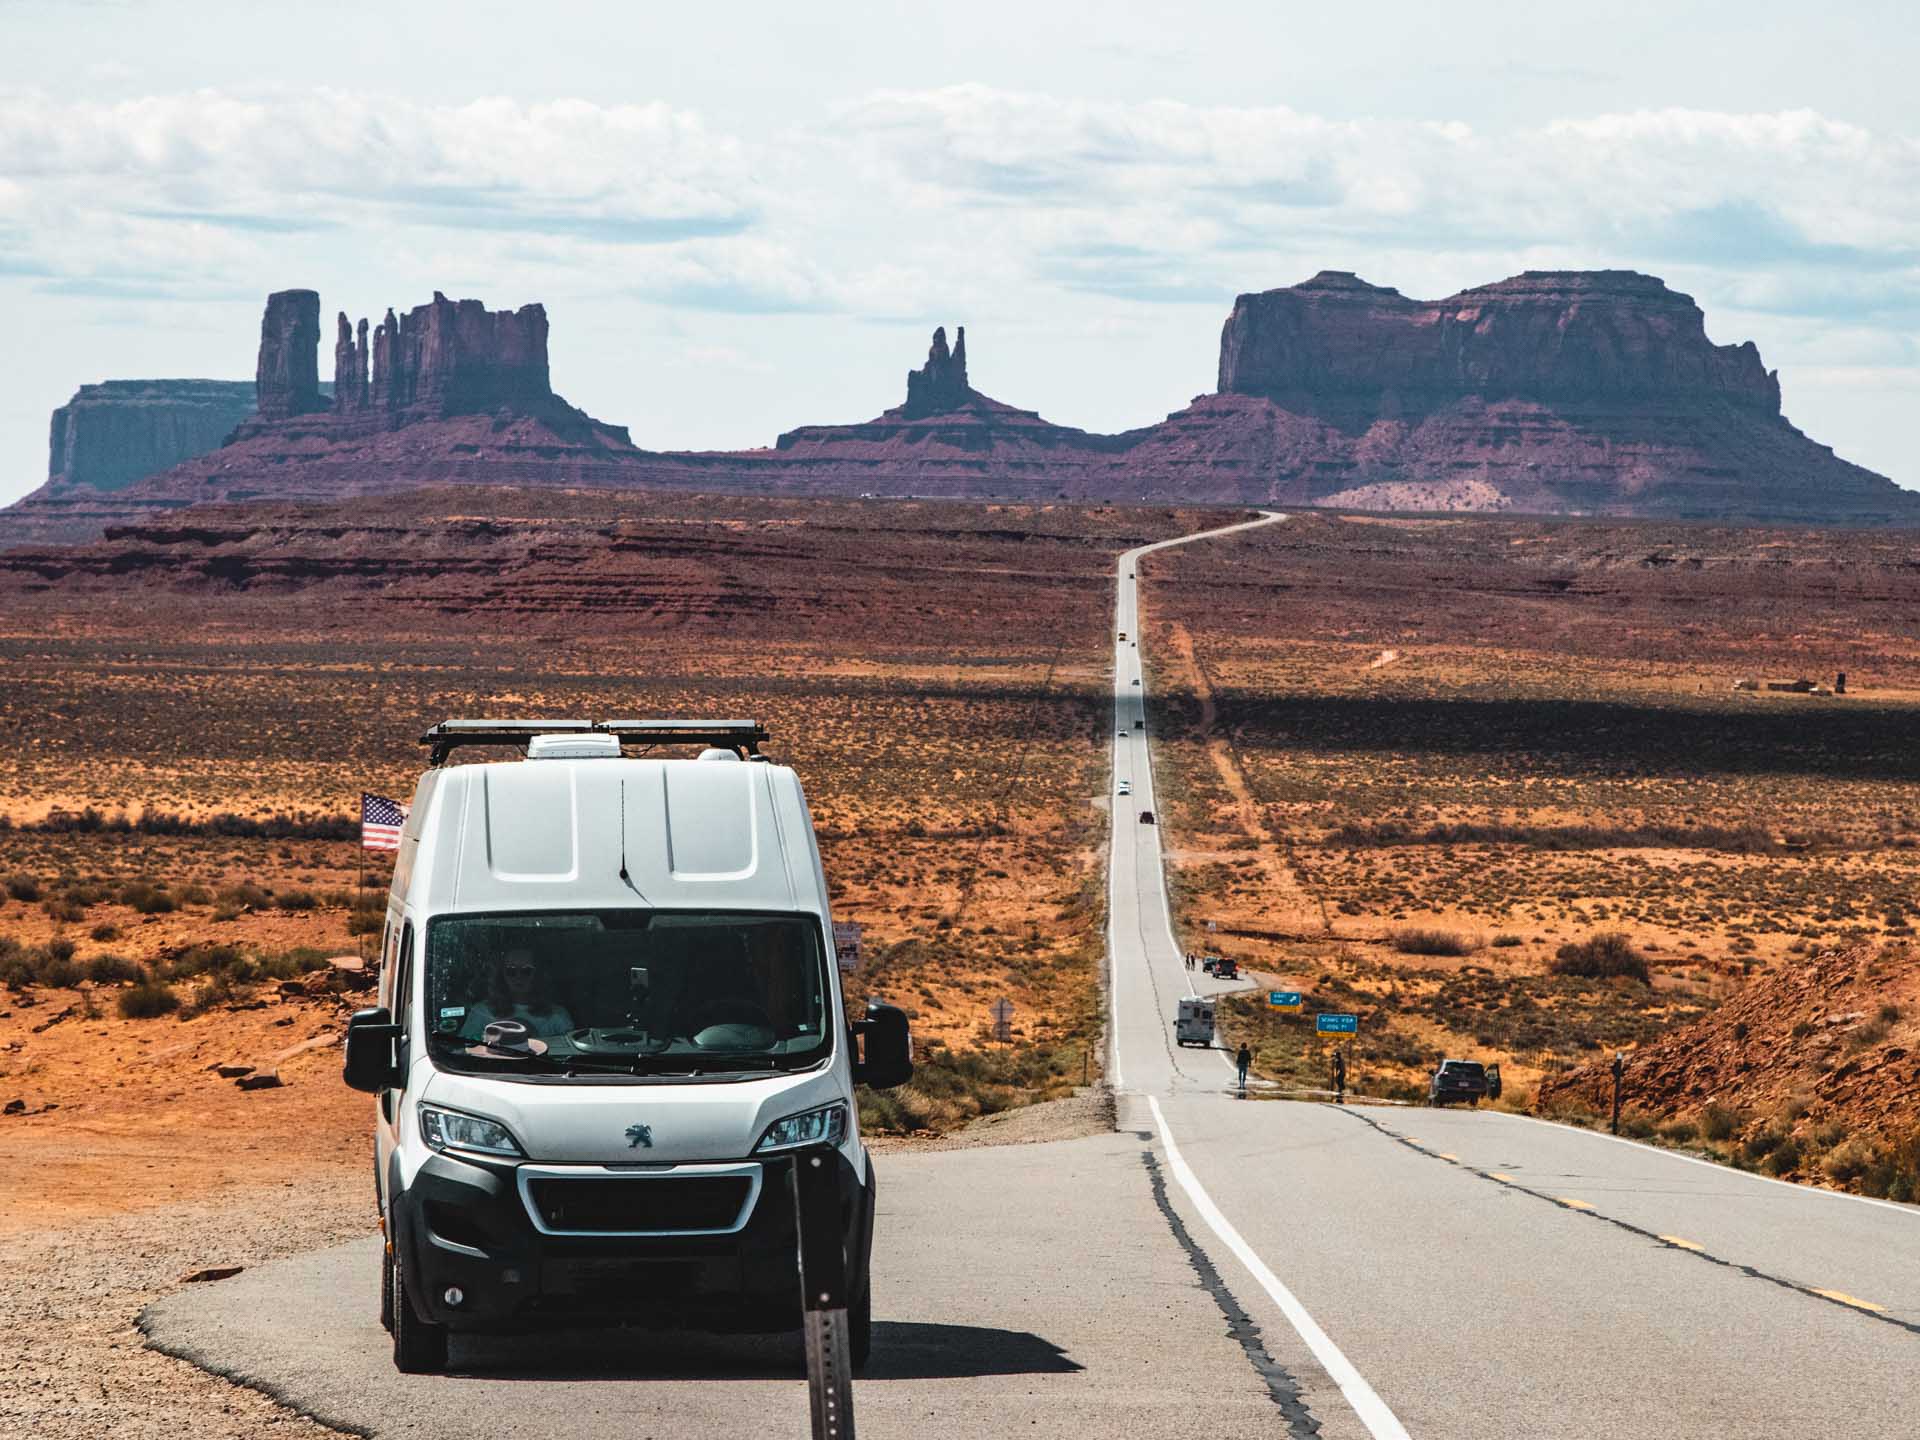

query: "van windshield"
left=424, top=910, right=832, bottom=1072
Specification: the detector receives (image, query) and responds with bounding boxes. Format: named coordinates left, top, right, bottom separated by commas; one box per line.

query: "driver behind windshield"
left=460, top=946, right=575, bottom=1039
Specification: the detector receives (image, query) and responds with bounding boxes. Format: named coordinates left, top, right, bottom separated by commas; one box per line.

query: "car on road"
left=1117, top=780, right=1132, bottom=796
left=1131, top=678, right=1141, bottom=686
left=1138, top=810, right=1155, bottom=824
left=1428, top=1058, right=1490, bottom=1106
left=343, top=719, right=913, bottom=1375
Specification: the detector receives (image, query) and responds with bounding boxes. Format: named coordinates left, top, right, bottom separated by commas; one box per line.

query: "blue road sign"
left=1315, top=1012, right=1359, bottom=1034
left=1268, top=991, right=1303, bottom=1012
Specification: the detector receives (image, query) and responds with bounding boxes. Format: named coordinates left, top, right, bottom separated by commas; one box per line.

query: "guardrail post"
left=791, top=1146, right=855, bottom=1440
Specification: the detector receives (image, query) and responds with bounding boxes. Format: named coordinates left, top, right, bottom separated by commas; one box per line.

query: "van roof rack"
left=419, top=719, right=770, bottom=766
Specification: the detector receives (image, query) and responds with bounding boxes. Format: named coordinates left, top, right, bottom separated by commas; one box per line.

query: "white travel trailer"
left=343, top=720, right=912, bottom=1374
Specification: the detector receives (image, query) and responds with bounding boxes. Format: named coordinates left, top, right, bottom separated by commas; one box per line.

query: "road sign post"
left=991, top=997, right=1014, bottom=1044
left=791, top=1146, right=855, bottom=1440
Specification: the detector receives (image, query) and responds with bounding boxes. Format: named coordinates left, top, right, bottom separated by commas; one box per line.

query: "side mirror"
left=342, top=1006, right=404, bottom=1093
left=852, top=1002, right=913, bottom=1090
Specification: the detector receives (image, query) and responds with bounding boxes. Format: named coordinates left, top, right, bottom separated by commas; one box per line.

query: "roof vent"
left=696, top=747, right=742, bottom=762
left=527, top=734, right=623, bottom=761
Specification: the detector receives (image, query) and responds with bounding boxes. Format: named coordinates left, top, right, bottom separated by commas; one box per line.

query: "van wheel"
left=850, top=1279, right=872, bottom=1374
left=380, top=1245, right=394, bottom=1334
left=390, top=1255, right=449, bottom=1374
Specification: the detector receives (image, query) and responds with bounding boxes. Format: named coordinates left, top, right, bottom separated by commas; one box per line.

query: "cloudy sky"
left=3, top=0, right=1917, bottom=503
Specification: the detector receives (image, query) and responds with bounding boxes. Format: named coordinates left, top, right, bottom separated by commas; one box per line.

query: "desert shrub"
left=43, top=937, right=77, bottom=963
left=163, top=943, right=245, bottom=979
left=1391, top=928, right=1476, bottom=957
left=1700, top=1103, right=1740, bottom=1141
left=89, top=922, right=121, bottom=942
left=1823, top=1138, right=1874, bottom=1184
left=1551, top=933, right=1650, bottom=984
left=43, top=898, right=87, bottom=923
left=4, top=873, right=42, bottom=902
left=1619, top=1110, right=1657, bottom=1140
left=119, top=881, right=177, bottom=915
left=1762, top=1138, right=1802, bottom=1176
left=212, top=904, right=241, bottom=923
left=176, top=883, right=212, bottom=906
left=1489, top=934, right=1524, bottom=948
left=119, top=980, right=180, bottom=1017
left=348, top=905, right=384, bottom=936
left=32, top=949, right=81, bottom=988
left=1742, top=1126, right=1787, bottom=1163
left=1877, top=1002, right=1902, bottom=1023
left=274, top=889, right=319, bottom=912
left=218, top=882, right=273, bottom=910
left=1658, top=1119, right=1699, bottom=1145
left=85, top=952, right=142, bottom=984
left=0, top=955, right=32, bottom=989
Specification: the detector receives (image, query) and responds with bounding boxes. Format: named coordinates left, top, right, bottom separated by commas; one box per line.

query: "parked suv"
left=1428, top=1058, right=1490, bottom=1106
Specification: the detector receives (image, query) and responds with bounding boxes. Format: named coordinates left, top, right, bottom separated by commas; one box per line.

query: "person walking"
left=1332, top=1048, right=1347, bottom=1105
left=1235, top=1042, right=1252, bottom=1097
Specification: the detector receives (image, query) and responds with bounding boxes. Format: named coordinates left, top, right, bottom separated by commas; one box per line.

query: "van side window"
left=377, top=921, right=395, bottom=1011
left=397, top=922, right=415, bottom=1032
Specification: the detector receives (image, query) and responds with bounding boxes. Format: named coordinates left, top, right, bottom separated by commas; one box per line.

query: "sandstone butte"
left=4, top=269, right=1915, bottom=547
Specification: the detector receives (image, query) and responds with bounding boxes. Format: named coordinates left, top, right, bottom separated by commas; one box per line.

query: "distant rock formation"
left=5, top=272, right=1915, bottom=549
left=45, top=380, right=257, bottom=495
left=902, top=325, right=971, bottom=418
left=331, top=292, right=554, bottom=422
left=254, top=290, right=325, bottom=420
left=1217, top=270, right=1780, bottom=411
left=1114, top=269, right=1914, bottom=522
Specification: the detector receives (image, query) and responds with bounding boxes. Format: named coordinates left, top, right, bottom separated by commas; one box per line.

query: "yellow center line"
left=1437, top=1152, right=1459, bottom=1162
left=1659, top=1235, right=1703, bottom=1251
left=1812, top=1289, right=1888, bottom=1314
left=1556, top=1197, right=1594, bottom=1210
left=1489, top=1172, right=1516, bottom=1183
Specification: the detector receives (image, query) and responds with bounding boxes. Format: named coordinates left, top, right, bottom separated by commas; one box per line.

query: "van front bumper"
left=390, top=1149, right=874, bottom=1333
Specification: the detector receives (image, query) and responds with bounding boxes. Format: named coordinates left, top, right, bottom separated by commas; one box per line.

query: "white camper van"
left=343, top=720, right=912, bottom=1374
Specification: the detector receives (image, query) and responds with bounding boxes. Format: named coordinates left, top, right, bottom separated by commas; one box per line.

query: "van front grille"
left=525, top=1175, right=754, bottom=1234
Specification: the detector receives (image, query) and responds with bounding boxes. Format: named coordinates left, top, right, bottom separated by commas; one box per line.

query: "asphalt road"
left=145, top=510, right=1920, bottom=1436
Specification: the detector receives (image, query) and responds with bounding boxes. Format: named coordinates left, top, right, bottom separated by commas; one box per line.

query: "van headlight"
left=418, top=1104, right=524, bottom=1158
left=755, top=1102, right=848, bottom=1153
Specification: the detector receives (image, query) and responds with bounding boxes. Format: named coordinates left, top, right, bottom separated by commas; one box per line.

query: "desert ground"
left=6, top=495, right=1920, bottom=1437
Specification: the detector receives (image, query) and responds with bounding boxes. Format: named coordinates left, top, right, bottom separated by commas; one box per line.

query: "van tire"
left=391, top=1256, right=449, bottom=1374
left=380, top=1245, right=395, bottom=1333
left=850, top=1278, right=872, bottom=1373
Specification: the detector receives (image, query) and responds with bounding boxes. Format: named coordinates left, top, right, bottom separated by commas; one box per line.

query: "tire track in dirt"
left=1155, top=617, right=1333, bottom=934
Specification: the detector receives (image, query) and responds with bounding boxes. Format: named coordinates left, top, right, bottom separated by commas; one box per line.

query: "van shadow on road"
left=446, top=1320, right=1082, bottom=1382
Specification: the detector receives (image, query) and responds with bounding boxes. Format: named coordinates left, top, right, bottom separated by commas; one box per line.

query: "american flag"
left=361, top=793, right=408, bottom=851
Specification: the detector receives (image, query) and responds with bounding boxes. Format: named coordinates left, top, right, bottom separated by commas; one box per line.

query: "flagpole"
left=355, top=793, right=366, bottom=965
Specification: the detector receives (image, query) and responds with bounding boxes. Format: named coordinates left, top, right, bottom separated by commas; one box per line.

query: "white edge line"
left=1148, top=1094, right=1411, bottom=1440
left=1477, top=1108, right=1920, bottom=1219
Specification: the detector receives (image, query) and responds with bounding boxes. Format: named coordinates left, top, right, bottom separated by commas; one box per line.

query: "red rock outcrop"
left=45, top=380, right=258, bottom=495
left=902, top=325, right=970, bottom=418
left=254, top=290, right=325, bottom=420
left=1217, top=270, right=1780, bottom=410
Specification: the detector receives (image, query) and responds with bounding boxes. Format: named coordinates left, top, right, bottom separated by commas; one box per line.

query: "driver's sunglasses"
left=504, top=964, right=536, bottom=978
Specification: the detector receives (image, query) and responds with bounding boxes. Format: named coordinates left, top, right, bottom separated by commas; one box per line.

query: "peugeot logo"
left=625, top=1123, right=653, bottom=1149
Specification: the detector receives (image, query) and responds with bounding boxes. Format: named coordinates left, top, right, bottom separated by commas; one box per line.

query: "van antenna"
left=618, top=779, right=631, bottom=885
